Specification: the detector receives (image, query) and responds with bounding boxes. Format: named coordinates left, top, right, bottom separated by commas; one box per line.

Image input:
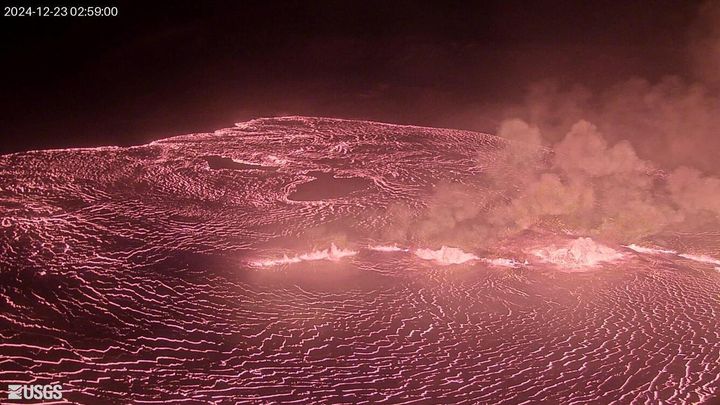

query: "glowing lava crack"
left=531, top=237, right=624, bottom=269
left=252, top=243, right=357, bottom=267
left=414, top=246, right=479, bottom=265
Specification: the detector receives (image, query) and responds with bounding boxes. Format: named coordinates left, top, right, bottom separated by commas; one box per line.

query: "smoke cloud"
left=383, top=116, right=719, bottom=249
left=500, top=77, right=720, bottom=174
left=494, top=2, right=720, bottom=175
left=379, top=1, right=720, bottom=249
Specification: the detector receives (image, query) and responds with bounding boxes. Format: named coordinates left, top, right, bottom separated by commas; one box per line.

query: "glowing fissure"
left=254, top=242, right=524, bottom=267
left=369, top=245, right=410, bottom=252
left=414, top=246, right=479, bottom=265
left=678, top=253, right=720, bottom=267
left=531, top=237, right=624, bottom=268
left=624, top=244, right=678, bottom=255
left=252, top=243, right=357, bottom=267
left=482, top=257, right=526, bottom=268
left=625, top=244, right=720, bottom=270
left=412, top=246, right=523, bottom=267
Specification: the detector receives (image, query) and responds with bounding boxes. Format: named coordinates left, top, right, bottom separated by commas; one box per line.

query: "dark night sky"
left=0, top=0, right=703, bottom=153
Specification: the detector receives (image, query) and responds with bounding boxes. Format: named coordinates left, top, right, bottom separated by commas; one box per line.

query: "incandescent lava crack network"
left=0, top=116, right=719, bottom=404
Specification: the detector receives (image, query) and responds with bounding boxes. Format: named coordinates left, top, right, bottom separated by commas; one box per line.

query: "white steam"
left=383, top=115, right=720, bottom=250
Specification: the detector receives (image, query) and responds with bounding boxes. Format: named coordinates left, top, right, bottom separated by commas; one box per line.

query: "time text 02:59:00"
left=4, top=6, right=118, bottom=17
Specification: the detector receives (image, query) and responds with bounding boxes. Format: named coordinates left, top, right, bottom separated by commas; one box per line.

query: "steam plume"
left=382, top=117, right=719, bottom=248
left=380, top=2, right=720, bottom=249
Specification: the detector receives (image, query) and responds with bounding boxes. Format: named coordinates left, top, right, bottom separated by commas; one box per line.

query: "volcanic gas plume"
left=383, top=117, right=720, bottom=254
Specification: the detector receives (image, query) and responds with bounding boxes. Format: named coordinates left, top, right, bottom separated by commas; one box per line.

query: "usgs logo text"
left=7, top=384, right=63, bottom=400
